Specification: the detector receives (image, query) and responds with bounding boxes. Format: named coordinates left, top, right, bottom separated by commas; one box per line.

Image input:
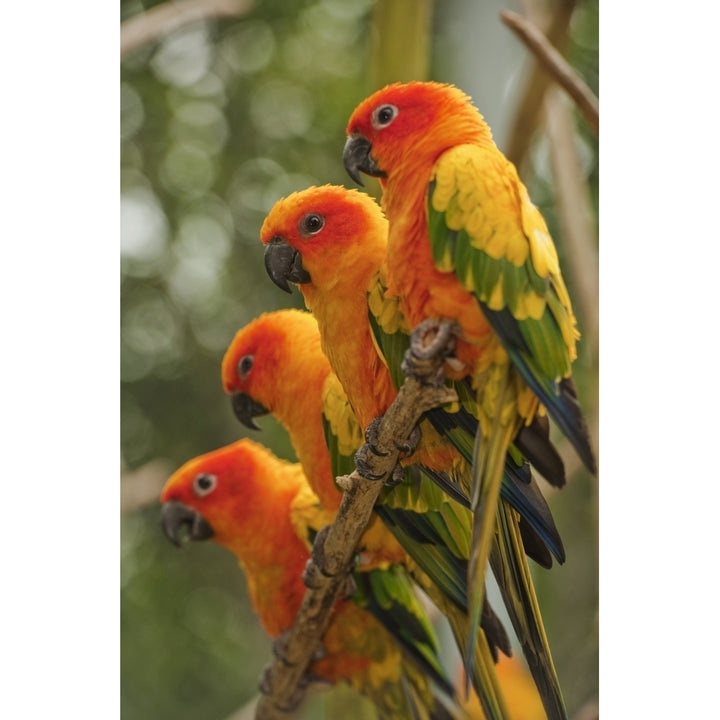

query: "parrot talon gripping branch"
left=401, top=319, right=462, bottom=388
left=393, top=423, right=421, bottom=457
left=358, top=415, right=421, bottom=481
left=362, top=416, right=391, bottom=458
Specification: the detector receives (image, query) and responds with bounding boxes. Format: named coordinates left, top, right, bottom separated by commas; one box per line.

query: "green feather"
left=518, top=315, right=569, bottom=381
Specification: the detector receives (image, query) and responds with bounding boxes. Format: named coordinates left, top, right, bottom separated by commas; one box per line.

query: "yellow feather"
left=322, top=375, right=364, bottom=456
left=516, top=290, right=546, bottom=321
left=487, top=279, right=505, bottom=311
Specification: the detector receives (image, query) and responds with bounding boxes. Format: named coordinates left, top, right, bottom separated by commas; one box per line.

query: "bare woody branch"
left=121, top=0, right=252, bottom=59
left=501, top=9, right=598, bottom=136
left=254, top=323, right=459, bottom=720
left=121, top=458, right=173, bottom=514
left=502, top=0, right=577, bottom=169
left=544, top=86, right=599, bottom=367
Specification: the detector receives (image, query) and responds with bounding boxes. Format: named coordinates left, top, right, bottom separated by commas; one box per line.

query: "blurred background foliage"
left=120, top=1, right=598, bottom=718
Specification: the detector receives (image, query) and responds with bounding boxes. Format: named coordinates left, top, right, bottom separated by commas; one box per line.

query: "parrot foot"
left=355, top=442, right=407, bottom=485
left=271, top=631, right=327, bottom=665
left=395, top=424, right=421, bottom=458
left=258, top=666, right=307, bottom=712
left=354, top=442, right=387, bottom=481
left=303, top=525, right=356, bottom=590
left=259, top=659, right=327, bottom=711
left=339, top=571, right=357, bottom=599
left=382, top=464, right=405, bottom=489
left=357, top=416, right=419, bottom=485
left=363, top=416, right=389, bottom=457
left=402, top=319, right=461, bottom=386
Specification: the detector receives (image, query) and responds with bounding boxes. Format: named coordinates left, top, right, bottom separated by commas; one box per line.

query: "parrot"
left=221, top=309, right=514, bottom=720
left=160, top=438, right=461, bottom=720
left=342, top=80, right=597, bottom=703
left=222, top=308, right=408, bottom=572
left=260, top=185, right=570, bottom=718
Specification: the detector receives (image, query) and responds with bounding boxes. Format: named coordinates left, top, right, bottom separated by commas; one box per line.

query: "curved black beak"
left=161, top=500, right=214, bottom=547
left=343, top=134, right=385, bottom=186
left=264, top=236, right=311, bottom=293
left=231, top=392, right=269, bottom=431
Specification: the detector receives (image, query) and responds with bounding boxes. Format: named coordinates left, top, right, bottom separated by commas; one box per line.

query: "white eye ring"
left=193, top=473, right=217, bottom=497
left=372, top=104, right=398, bottom=129
left=299, top=213, right=325, bottom=236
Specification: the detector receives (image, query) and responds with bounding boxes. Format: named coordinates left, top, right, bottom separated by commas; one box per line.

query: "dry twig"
left=121, top=0, right=252, bottom=59
left=254, top=323, right=458, bottom=720
left=544, top=86, right=598, bottom=365
left=501, top=10, right=598, bottom=135
left=502, top=0, right=577, bottom=169
left=121, top=458, right=173, bottom=514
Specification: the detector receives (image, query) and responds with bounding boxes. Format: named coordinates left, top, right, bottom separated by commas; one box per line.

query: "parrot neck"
left=303, top=281, right=396, bottom=430
left=270, top=346, right=341, bottom=512
left=240, top=549, right=309, bottom=638
left=219, top=466, right=311, bottom=637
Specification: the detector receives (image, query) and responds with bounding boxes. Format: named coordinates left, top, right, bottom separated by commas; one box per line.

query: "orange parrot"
left=222, top=308, right=407, bottom=571
left=221, top=309, right=513, bottom=720
left=260, top=186, right=568, bottom=718
left=343, top=81, right=596, bottom=704
left=160, top=438, right=460, bottom=720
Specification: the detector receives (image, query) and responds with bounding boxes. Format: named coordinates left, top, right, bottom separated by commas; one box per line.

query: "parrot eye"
left=238, top=355, right=253, bottom=379
left=193, top=473, right=217, bottom=497
left=372, top=104, right=398, bottom=129
left=299, top=213, right=325, bottom=236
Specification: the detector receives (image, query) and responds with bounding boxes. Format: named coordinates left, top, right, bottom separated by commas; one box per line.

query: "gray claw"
left=395, top=424, right=421, bottom=458
left=364, top=416, right=389, bottom=457
left=354, top=444, right=387, bottom=481
left=383, top=464, right=405, bottom=488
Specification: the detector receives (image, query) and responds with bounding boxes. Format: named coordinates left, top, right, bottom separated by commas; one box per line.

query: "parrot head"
left=343, top=81, right=490, bottom=186
left=261, top=185, right=387, bottom=296
left=221, top=310, right=321, bottom=431
left=160, top=439, right=274, bottom=550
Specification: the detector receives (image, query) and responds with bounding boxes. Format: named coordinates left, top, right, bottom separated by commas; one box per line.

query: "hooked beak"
left=231, top=392, right=269, bottom=431
left=161, top=500, right=214, bottom=548
left=264, top=236, right=311, bottom=293
left=343, top=134, right=385, bottom=186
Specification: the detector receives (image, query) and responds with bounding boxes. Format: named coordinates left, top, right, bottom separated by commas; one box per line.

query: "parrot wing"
left=368, top=268, right=566, bottom=567
left=427, top=143, right=596, bottom=476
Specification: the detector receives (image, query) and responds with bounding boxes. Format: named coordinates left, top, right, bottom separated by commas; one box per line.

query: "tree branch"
left=121, top=0, right=253, bottom=60
left=501, top=10, right=599, bottom=136
left=254, top=323, right=458, bottom=720
left=502, top=0, right=577, bottom=169
left=121, top=458, right=173, bottom=514
left=543, top=86, right=598, bottom=367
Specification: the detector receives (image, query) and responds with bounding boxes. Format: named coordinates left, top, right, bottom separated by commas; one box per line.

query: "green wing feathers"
left=427, top=144, right=596, bottom=475
left=428, top=144, right=577, bottom=365
left=321, top=372, right=365, bottom=480
left=367, top=272, right=411, bottom=392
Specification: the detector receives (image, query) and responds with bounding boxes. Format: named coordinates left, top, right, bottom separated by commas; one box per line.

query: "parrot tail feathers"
left=479, top=303, right=597, bottom=477
left=514, top=413, right=567, bottom=488
left=491, top=501, right=568, bottom=720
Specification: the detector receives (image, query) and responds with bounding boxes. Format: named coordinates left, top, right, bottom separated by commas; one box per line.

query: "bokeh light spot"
left=218, top=20, right=276, bottom=75
left=150, top=22, right=213, bottom=88
left=249, top=81, right=313, bottom=139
